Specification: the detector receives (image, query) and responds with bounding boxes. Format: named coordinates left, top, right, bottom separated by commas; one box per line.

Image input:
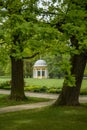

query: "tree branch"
left=22, top=52, right=39, bottom=59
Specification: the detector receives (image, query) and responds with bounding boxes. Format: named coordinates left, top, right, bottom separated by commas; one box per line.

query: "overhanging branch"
left=22, top=52, right=39, bottom=59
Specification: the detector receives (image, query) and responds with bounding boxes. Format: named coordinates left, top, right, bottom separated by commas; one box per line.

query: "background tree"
left=42, top=53, right=64, bottom=78
left=24, top=60, right=33, bottom=78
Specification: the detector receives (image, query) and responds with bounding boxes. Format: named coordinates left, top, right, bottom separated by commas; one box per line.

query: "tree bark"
left=54, top=54, right=87, bottom=106
left=10, top=57, right=26, bottom=100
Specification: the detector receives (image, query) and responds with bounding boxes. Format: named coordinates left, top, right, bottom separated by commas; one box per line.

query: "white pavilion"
left=33, top=59, right=48, bottom=79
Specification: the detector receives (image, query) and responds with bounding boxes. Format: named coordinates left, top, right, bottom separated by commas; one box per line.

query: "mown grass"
left=0, top=94, right=50, bottom=108
left=25, top=78, right=64, bottom=88
left=0, top=76, right=10, bottom=82
left=0, top=105, right=87, bottom=130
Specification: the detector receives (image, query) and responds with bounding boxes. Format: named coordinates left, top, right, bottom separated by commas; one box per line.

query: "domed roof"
left=34, top=59, right=47, bottom=67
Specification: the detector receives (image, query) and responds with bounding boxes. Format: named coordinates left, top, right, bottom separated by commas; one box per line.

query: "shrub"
left=47, top=87, right=61, bottom=94
left=39, top=86, right=47, bottom=93
left=24, top=86, right=47, bottom=93
left=0, top=81, right=11, bottom=89
left=24, top=86, right=62, bottom=93
left=80, top=89, right=87, bottom=95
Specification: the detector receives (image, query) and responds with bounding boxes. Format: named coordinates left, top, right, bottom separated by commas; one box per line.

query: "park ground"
left=0, top=78, right=87, bottom=130
left=0, top=90, right=87, bottom=130
left=0, top=89, right=87, bottom=113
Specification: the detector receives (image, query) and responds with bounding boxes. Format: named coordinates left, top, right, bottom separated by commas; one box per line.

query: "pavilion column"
left=33, top=69, right=38, bottom=78
left=33, top=69, right=35, bottom=78
left=45, top=69, right=48, bottom=78
left=36, top=69, right=38, bottom=78
left=40, top=69, right=42, bottom=79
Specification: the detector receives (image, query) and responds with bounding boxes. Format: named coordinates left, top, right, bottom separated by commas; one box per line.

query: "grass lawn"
left=81, top=79, right=87, bottom=89
left=0, top=105, right=87, bottom=130
left=25, top=78, right=64, bottom=88
left=0, top=94, right=50, bottom=108
left=0, top=76, right=10, bottom=82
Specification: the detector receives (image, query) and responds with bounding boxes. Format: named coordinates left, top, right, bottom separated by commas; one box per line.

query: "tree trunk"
left=10, top=57, right=26, bottom=100
left=55, top=54, right=87, bottom=106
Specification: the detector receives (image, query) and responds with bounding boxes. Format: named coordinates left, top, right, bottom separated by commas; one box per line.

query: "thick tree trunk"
left=10, top=57, right=26, bottom=100
left=55, top=54, right=87, bottom=106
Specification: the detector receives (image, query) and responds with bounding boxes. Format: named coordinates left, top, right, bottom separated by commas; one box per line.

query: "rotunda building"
left=33, top=59, right=48, bottom=79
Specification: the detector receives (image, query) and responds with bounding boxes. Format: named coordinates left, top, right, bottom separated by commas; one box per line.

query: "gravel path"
left=0, top=100, right=55, bottom=114
left=0, top=89, right=87, bottom=114
left=0, top=89, right=58, bottom=99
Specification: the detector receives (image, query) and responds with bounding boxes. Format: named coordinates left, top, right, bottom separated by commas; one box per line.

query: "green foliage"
left=24, top=86, right=47, bottom=93
left=24, top=59, right=33, bottom=78
left=0, top=81, right=11, bottom=89
left=64, top=74, right=76, bottom=87
left=0, top=0, right=60, bottom=60
left=42, top=53, right=64, bottom=78
left=47, top=87, right=61, bottom=93
left=80, top=89, right=87, bottom=95
left=24, top=85, right=61, bottom=93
